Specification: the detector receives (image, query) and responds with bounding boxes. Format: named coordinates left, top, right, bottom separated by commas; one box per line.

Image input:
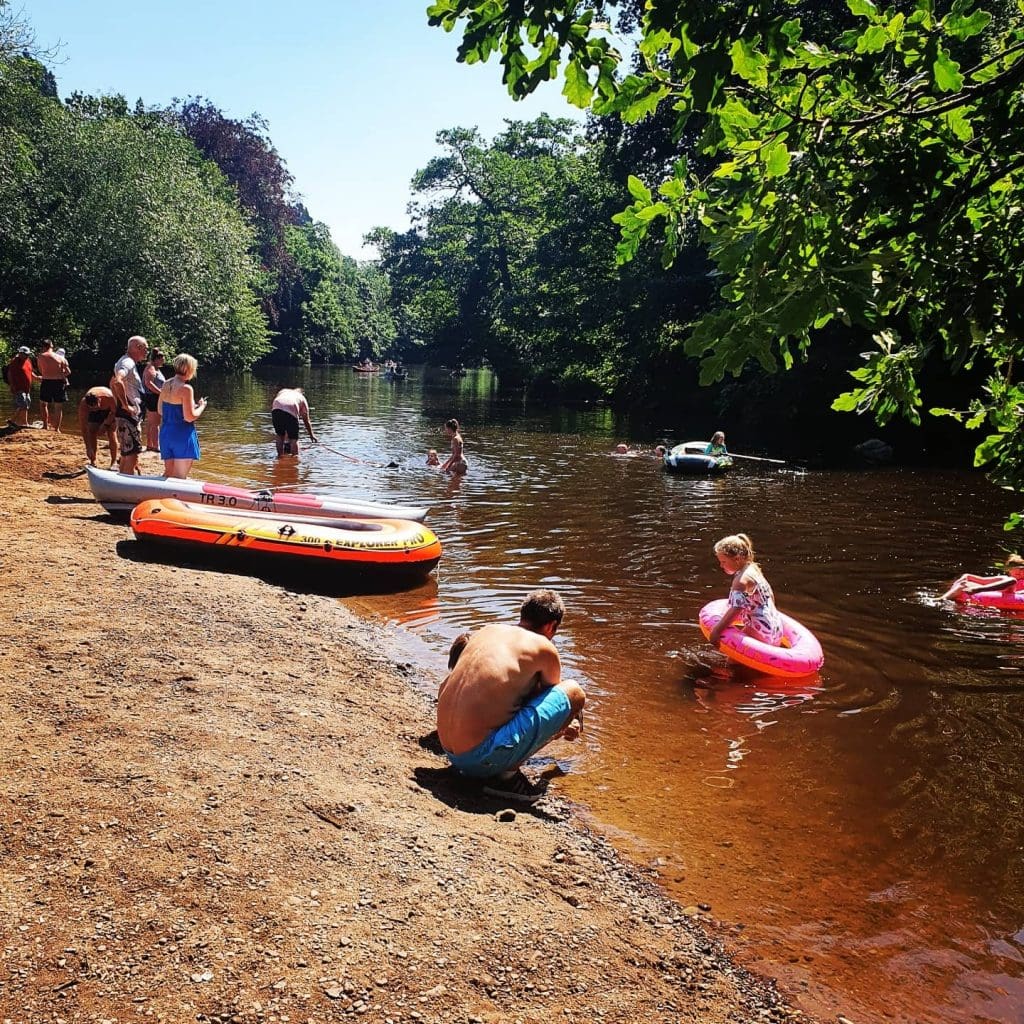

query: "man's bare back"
left=437, top=623, right=560, bottom=755
left=37, top=348, right=69, bottom=380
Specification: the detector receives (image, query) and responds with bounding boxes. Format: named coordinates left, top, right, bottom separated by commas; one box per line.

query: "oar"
left=727, top=452, right=788, bottom=465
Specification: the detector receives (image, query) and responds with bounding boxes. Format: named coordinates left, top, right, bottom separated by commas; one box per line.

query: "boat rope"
left=312, top=441, right=399, bottom=469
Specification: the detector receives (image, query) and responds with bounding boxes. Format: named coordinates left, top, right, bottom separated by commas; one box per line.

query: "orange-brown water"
left=68, top=365, right=1024, bottom=1022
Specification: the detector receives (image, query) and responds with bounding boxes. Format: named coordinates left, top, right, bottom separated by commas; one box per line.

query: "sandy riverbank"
left=0, top=426, right=812, bottom=1024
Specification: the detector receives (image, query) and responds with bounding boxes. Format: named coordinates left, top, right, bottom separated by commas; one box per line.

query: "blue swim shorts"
left=446, top=686, right=573, bottom=778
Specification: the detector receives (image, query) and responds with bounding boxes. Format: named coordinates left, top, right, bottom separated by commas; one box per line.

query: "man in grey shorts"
left=110, top=335, right=148, bottom=474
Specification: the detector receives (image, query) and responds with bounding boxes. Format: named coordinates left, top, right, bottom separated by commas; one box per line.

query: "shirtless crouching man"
left=436, top=589, right=586, bottom=803
left=78, top=387, right=118, bottom=467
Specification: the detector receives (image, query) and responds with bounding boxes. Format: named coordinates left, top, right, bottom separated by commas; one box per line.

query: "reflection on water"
left=146, top=365, right=1024, bottom=1023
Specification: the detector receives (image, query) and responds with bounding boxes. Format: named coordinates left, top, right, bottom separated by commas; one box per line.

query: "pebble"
left=495, top=809, right=517, bottom=823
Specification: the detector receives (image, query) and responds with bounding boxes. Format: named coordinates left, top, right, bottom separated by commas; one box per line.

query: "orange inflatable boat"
left=130, top=498, right=441, bottom=583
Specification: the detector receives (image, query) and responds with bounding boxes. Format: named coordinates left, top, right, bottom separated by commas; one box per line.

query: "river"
left=166, top=364, right=1024, bottom=1023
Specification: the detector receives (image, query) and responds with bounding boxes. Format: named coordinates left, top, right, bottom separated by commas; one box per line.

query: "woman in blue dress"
left=158, top=353, right=207, bottom=479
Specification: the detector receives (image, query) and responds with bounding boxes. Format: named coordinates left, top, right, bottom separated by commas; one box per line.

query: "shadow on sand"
left=114, top=537, right=437, bottom=599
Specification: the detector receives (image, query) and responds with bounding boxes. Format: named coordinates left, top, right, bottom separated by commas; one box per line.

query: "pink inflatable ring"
left=955, top=581, right=1024, bottom=611
left=699, top=598, right=824, bottom=678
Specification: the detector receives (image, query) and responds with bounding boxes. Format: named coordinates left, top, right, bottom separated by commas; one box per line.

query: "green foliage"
left=0, top=27, right=373, bottom=371
left=0, top=55, right=269, bottom=366
left=371, top=116, right=642, bottom=388
left=273, top=222, right=355, bottom=363
left=430, top=0, right=1024, bottom=518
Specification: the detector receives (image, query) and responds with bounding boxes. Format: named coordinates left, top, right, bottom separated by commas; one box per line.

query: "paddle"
left=726, top=452, right=787, bottom=465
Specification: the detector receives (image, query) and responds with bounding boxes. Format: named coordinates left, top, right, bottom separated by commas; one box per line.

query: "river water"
left=162, top=365, right=1022, bottom=1023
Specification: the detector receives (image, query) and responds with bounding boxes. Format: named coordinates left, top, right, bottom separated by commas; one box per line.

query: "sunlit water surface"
left=100, top=366, right=1024, bottom=1023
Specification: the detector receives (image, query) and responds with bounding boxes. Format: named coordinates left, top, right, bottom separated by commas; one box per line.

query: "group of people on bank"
left=6, top=335, right=206, bottom=477
left=7, top=335, right=471, bottom=480
left=5, top=340, right=72, bottom=432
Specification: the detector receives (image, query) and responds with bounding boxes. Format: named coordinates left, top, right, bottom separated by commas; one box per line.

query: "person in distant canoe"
left=441, top=417, right=468, bottom=475
left=705, top=431, right=729, bottom=457
left=436, top=590, right=585, bottom=803
left=78, top=387, right=118, bottom=467
left=941, top=554, right=1024, bottom=602
left=271, top=387, right=318, bottom=459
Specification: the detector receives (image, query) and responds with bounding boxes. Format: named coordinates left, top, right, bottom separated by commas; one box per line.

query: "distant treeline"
left=0, top=22, right=394, bottom=370
left=369, top=115, right=978, bottom=453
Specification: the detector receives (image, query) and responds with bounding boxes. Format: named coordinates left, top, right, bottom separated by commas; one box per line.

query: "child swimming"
left=707, top=533, right=783, bottom=647
left=426, top=449, right=440, bottom=467
left=941, top=554, right=1024, bottom=601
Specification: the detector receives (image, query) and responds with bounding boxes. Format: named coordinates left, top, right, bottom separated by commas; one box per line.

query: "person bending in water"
left=708, top=533, right=783, bottom=647
left=436, top=589, right=586, bottom=804
left=271, top=387, right=318, bottom=458
left=441, top=417, right=468, bottom=475
left=941, top=554, right=1024, bottom=601
left=705, top=431, right=728, bottom=457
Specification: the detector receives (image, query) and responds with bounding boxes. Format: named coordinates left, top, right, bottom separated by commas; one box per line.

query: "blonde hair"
left=711, top=431, right=725, bottom=444
left=714, top=533, right=756, bottom=563
left=173, top=353, right=198, bottom=379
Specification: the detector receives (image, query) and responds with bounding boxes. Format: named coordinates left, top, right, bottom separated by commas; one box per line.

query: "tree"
left=428, top=0, right=1024, bottom=506
left=272, top=221, right=359, bottom=364
left=374, top=116, right=660, bottom=394
left=0, top=59, right=269, bottom=366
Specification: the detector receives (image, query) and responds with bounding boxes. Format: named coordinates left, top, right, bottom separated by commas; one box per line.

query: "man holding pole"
left=271, top=387, right=318, bottom=458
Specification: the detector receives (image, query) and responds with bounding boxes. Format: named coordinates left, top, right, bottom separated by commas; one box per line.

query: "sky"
left=24, top=0, right=584, bottom=258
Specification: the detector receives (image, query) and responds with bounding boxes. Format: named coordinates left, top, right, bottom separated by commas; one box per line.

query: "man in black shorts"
left=271, top=387, right=318, bottom=458
left=37, top=339, right=71, bottom=431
